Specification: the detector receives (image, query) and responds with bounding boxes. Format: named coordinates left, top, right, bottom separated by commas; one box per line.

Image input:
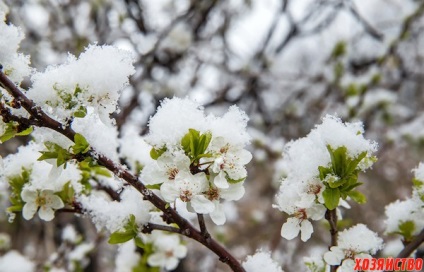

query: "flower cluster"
left=141, top=97, right=252, bottom=225
left=274, top=115, right=377, bottom=241
left=324, top=224, right=383, bottom=271
left=385, top=162, right=424, bottom=241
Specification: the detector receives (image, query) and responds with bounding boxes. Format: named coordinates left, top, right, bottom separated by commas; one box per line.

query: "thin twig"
left=197, top=213, right=211, bottom=243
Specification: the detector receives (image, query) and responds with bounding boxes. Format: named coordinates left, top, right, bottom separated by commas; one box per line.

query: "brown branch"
left=325, top=208, right=338, bottom=272
left=0, top=71, right=245, bottom=272
left=143, top=223, right=182, bottom=235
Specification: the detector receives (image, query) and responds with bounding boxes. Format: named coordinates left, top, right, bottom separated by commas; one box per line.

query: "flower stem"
left=325, top=208, right=338, bottom=272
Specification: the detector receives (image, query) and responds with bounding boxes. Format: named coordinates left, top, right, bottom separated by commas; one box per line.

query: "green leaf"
left=323, top=187, right=340, bottom=210
left=331, top=41, right=346, bottom=59
left=72, top=133, right=90, bottom=154
left=58, top=181, right=75, bottom=204
left=150, top=146, right=167, bottom=160
left=38, top=142, right=71, bottom=167
left=345, top=151, right=367, bottom=177
left=73, top=106, right=87, bottom=118
left=0, top=123, right=33, bottom=143
left=347, top=190, right=366, bottom=204
left=327, top=145, right=347, bottom=177
left=108, top=214, right=138, bottom=244
left=397, top=221, right=415, bottom=242
left=108, top=230, right=136, bottom=244
left=16, top=126, right=33, bottom=136
left=146, top=184, right=161, bottom=190
left=318, top=166, right=332, bottom=181
left=7, top=168, right=31, bottom=212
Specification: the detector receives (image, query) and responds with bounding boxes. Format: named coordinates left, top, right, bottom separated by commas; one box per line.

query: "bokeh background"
left=1, top=0, right=424, bottom=271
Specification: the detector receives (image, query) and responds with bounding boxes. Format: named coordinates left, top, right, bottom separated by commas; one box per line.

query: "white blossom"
left=147, top=233, right=187, bottom=271
left=323, top=224, right=383, bottom=270
left=21, top=188, right=64, bottom=221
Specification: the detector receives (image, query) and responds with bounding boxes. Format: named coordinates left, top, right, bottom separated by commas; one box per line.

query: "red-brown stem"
left=0, top=71, right=245, bottom=272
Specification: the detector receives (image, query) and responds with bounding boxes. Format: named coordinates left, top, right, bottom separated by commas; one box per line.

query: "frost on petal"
left=190, top=195, right=215, bottom=214
left=242, top=249, right=283, bottom=272
left=22, top=202, right=37, bottom=220
left=281, top=217, right=300, bottom=240
left=300, top=220, right=313, bottom=242
left=38, top=206, right=55, bottom=221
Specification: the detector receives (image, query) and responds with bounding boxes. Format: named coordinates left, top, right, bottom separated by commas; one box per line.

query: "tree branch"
left=0, top=71, right=246, bottom=272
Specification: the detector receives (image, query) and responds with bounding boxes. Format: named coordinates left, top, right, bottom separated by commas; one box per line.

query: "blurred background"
left=1, top=0, right=424, bottom=271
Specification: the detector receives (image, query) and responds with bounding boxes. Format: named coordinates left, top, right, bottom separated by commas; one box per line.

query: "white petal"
left=160, top=182, right=179, bottom=202
left=307, top=204, right=326, bottom=221
left=210, top=203, right=226, bottom=225
left=339, top=259, right=355, bottom=272
left=238, top=149, right=253, bottom=164
left=38, top=206, right=55, bottom=221
left=220, top=183, right=245, bottom=201
left=190, top=195, right=215, bottom=214
left=281, top=217, right=300, bottom=240
left=214, top=172, right=229, bottom=189
left=21, top=189, right=37, bottom=202
left=300, top=220, right=313, bottom=241
left=323, top=247, right=344, bottom=265
left=174, top=245, right=188, bottom=258
left=47, top=195, right=64, bottom=209
left=165, top=257, right=179, bottom=270
left=22, top=202, right=37, bottom=220
left=147, top=253, right=165, bottom=267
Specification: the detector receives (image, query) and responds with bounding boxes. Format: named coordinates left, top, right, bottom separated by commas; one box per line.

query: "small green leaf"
left=108, top=215, right=138, bottom=244
left=347, top=190, right=366, bottom=204
left=108, top=231, right=136, bottom=244
left=0, top=123, right=33, bottom=143
left=16, top=126, right=33, bottom=136
left=58, top=181, right=75, bottom=204
left=73, top=106, right=87, bottom=118
left=72, top=133, right=90, bottom=154
left=323, top=187, right=340, bottom=210
left=397, top=221, right=415, bottom=242
left=146, top=184, right=161, bottom=190
left=150, top=146, right=167, bottom=160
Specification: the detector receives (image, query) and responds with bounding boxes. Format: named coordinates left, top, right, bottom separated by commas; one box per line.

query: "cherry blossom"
left=21, top=188, right=64, bottom=221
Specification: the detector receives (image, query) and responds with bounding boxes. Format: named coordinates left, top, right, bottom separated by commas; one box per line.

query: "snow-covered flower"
left=324, top=224, right=383, bottom=270
left=161, top=172, right=214, bottom=214
left=21, top=188, right=64, bottom=221
left=209, top=137, right=252, bottom=188
left=204, top=182, right=245, bottom=225
left=242, top=249, right=283, bottom=272
left=147, top=233, right=187, bottom=271
left=140, top=151, right=190, bottom=185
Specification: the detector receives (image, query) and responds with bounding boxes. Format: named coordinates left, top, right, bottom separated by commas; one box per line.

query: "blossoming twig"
left=0, top=70, right=246, bottom=272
